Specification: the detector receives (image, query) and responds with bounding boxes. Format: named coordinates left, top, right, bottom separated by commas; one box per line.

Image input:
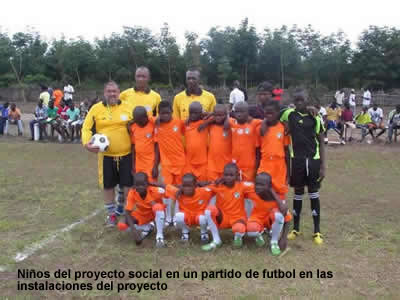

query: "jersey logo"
left=121, top=115, right=128, bottom=121
left=237, top=129, right=243, bottom=135
left=245, top=128, right=250, bottom=135
left=234, top=192, right=240, bottom=198
left=173, top=126, right=178, bottom=132
left=243, top=182, right=253, bottom=187
left=205, top=187, right=211, bottom=192
left=158, top=187, right=165, bottom=194
left=277, top=132, right=282, bottom=139
left=146, top=133, right=152, bottom=138
left=222, top=131, right=228, bottom=137
left=198, top=199, right=204, bottom=205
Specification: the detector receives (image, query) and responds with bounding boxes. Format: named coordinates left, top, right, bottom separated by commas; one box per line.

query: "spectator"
left=362, top=87, right=372, bottom=107
left=6, top=103, right=23, bottom=136
left=48, top=86, right=54, bottom=99
left=229, top=80, right=245, bottom=111
left=66, top=103, right=80, bottom=142
left=71, top=102, right=89, bottom=142
left=63, top=81, right=75, bottom=107
left=335, top=89, right=345, bottom=106
left=0, top=102, right=9, bottom=135
left=387, top=104, right=400, bottom=143
left=316, top=103, right=327, bottom=121
left=355, top=106, right=374, bottom=142
left=272, top=84, right=283, bottom=101
left=325, top=100, right=343, bottom=144
left=56, top=100, right=70, bottom=140
left=340, top=102, right=356, bottom=142
left=368, top=103, right=386, bottom=140
left=53, top=87, right=64, bottom=108
left=348, top=89, right=356, bottom=115
left=39, top=85, right=50, bottom=106
left=29, top=100, right=48, bottom=141
left=45, top=101, right=64, bottom=141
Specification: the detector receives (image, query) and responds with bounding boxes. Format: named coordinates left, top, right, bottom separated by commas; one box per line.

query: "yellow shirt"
left=326, top=107, right=342, bottom=121
left=172, top=89, right=217, bottom=120
left=82, top=101, right=133, bottom=157
left=119, top=88, right=161, bottom=116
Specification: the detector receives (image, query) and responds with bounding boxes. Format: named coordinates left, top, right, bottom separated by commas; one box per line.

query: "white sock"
left=205, top=209, right=221, bottom=244
left=136, top=223, right=152, bottom=231
left=247, top=231, right=261, bottom=238
left=163, top=198, right=173, bottom=222
left=175, top=212, right=190, bottom=234
left=234, top=232, right=245, bottom=239
left=198, top=215, right=208, bottom=235
left=271, top=212, right=284, bottom=243
left=155, top=211, right=165, bottom=240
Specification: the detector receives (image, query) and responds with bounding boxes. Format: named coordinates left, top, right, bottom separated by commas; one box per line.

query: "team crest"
left=245, top=128, right=250, bottom=135
left=173, top=126, right=178, bottom=132
left=198, top=199, right=204, bottom=205
left=234, top=192, right=240, bottom=198
left=237, top=129, right=243, bottom=135
left=243, top=182, right=253, bottom=187
left=277, top=132, right=282, bottom=139
left=158, top=187, right=165, bottom=193
left=222, top=131, right=228, bottom=137
left=146, top=133, right=152, bottom=138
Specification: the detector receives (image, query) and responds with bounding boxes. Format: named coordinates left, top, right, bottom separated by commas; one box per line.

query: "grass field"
left=0, top=137, right=399, bottom=298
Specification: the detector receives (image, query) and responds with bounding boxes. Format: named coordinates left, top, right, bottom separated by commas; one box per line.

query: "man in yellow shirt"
left=120, top=66, right=161, bottom=116
left=172, top=69, right=217, bottom=120
left=82, top=81, right=133, bottom=227
left=324, top=100, right=343, bottom=144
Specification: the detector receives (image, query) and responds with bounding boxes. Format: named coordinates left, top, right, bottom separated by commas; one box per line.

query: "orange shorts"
left=218, top=213, right=247, bottom=229
left=131, top=204, right=166, bottom=225
left=258, top=158, right=288, bottom=195
left=162, top=167, right=183, bottom=185
left=248, top=208, right=292, bottom=230
left=184, top=162, right=208, bottom=181
left=180, top=211, right=203, bottom=226
left=207, top=169, right=223, bottom=182
left=239, top=168, right=256, bottom=182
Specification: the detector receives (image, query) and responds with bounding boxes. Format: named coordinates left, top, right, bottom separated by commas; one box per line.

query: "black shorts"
left=102, top=154, right=133, bottom=189
left=290, top=157, right=321, bottom=190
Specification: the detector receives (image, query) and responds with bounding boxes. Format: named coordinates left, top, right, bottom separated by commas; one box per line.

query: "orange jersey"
left=154, top=119, right=185, bottom=172
left=130, top=121, right=155, bottom=175
left=210, top=181, right=254, bottom=220
left=257, top=122, right=290, bottom=195
left=230, top=118, right=261, bottom=170
left=53, top=89, right=63, bottom=108
left=184, top=120, right=208, bottom=165
left=125, top=186, right=166, bottom=224
left=208, top=124, right=232, bottom=173
left=166, top=185, right=214, bottom=215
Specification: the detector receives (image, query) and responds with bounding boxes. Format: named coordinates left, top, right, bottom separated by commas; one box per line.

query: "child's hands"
left=198, top=122, right=209, bottom=132
left=279, top=201, right=289, bottom=216
left=152, top=165, right=159, bottom=179
left=197, top=181, right=211, bottom=187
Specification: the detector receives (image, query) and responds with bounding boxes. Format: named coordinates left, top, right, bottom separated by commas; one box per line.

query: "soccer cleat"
left=155, top=238, right=166, bottom=248
left=341, top=139, right=346, bottom=145
left=115, top=205, right=124, bottom=216
left=232, top=236, right=243, bottom=248
left=105, top=214, right=117, bottom=227
left=141, top=223, right=154, bottom=239
left=180, top=232, right=190, bottom=243
left=200, top=233, right=209, bottom=244
left=201, top=241, right=222, bottom=251
left=255, top=235, right=266, bottom=247
left=270, top=242, right=281, bottom=256
left=313, top=233, right=324, bottom=245
left=164, top=217, right=174, bottom=227
left=287, top=230, right=301, bottom=240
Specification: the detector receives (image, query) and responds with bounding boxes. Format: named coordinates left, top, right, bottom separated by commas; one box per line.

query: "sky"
left=1, top=0, right=399, bottom=48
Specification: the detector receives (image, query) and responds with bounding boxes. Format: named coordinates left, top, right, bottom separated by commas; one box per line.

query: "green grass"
left=0, top=138, right=399, bottom=298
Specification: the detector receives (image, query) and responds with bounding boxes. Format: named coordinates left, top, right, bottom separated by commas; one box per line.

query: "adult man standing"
left=229, top=80, right=245, bottom=111
left=82, top=81, right=134, bottom=226
left=120, top=66, right=161, bottom=116
left=64, top=81, right=75, bottom=107
left=387, top=105, right=400, bottom=143
left=362, top=87, right=372, bottom=107
left=335, top=89, right=345, bottom=107
left=172, top=69, right=216, bottom=120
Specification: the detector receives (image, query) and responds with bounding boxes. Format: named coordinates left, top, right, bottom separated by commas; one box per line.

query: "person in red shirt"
left=54, top=100, right=70, bottom=140
left=340, top=102, right=356, bottom=142
left=129, top=106, right=160, bottom=181
left=184, top=101, right=208, bottom=181
left=272, top=85, right=284, bottom=101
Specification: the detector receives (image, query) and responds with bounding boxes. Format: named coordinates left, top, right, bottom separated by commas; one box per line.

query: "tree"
left=158, top=23, right=180, bottom=87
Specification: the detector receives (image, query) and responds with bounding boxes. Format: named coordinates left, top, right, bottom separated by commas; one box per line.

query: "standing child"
left=117, top=173, right=166, bottom=247
left=129, top=106, right=160, bottom=181
left=155, top=101, right=186, bottom=226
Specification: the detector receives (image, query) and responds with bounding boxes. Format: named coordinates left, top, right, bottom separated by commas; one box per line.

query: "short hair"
left=182, top=173, right=197, bottom=184
left=224, top=162, right=239, bottom=173
left=257, top=81, right=273, bottom=93
left=256, top=172, right=272, bottom=187
left=136, top=66, right=151, bottom=76
left=104, top=81, right=119, bottom=89
left=158, top=100, right=172, bottom=111
left=396, top=104, right=400, bottom=110
left=135, top=172, right=148, bottom=182
left=293, top=89, right=307, bottom=101
left=264, top=100, right=280, bottom=112
left=186, top=69, right=200, bottom=77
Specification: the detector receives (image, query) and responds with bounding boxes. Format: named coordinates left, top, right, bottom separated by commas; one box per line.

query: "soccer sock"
left=293, top=189, right=304, bottom=231
left=155, top=211, right=165, bottom=240
left=205, top=209, right=221, bottom=244
left=309, top=191, right=321, bottom=233
left=198, top=215, right=208, bottom=235
left=234, top=232, right=245, bottom=239
left=247, top=231, right=261, bottom=238
left=163, top=198, right=173, bottom=222
left=175, top=212, right=190, bottom=234
left=104, top=203, right=115, bottom=216
left=271, top=212, right=284, bottom=243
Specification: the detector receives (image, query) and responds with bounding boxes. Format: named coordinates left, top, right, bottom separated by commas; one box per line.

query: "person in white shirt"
left=229, top=80, right=245, bottom=111
left=348, top=89, right=356, bottom=115
left=63, top=82, right=75, bottom=106
left=368, top=103, right=386, bottom=139
left=362, top=88, right=371, bottom=107
left=335, top=89, right=345, bottom=106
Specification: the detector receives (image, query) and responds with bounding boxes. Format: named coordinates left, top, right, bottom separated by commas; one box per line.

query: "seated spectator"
left=340, top=103, right=356, bottom=142
left=355, top=106, right=374, bottom=142
left=56, top=100, right=70, bottom=139
left=71, top=102, right=88, bottom=142
left=387, top=104, right=400, bottom=143
left=6, top=103, right=23, bottom=136
left=29, top=100, right=48, bottom=141
left=368, top=103, right=386, bottom=139
left=325, top=100, right=343, bottom=144
left=66, top=102, right=80, bottom=142
left=45, top=101, right=65, bottom=141
left=0, top=102, right=10, bottom=135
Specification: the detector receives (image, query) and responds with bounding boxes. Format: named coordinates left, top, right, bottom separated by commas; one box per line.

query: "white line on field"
left=14, top=208, right=102, bottom=263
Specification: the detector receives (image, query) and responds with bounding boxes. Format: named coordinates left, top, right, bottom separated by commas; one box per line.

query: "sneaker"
left=105, top=214, right=117, bottom=227
left=164, top=218, right=174, bottom=227
left=255, top=235, right=266, bottom=247
left=115, top=205, right=124, bottom=216
left=201, top=241, right=222, bottom=251
left=340, top=139, right=346, bottom=145
left=287, top=230, right=301, bottom=240
left=313, top=232, right=324, bottom=245
left=200, top=233, right=209, bottom=244
left=180, top=232, right=190, bottom=243
left=232, top=236, right=243, bottom=248
left=155, top=238, right=166, bottom=248
left=324, top=137, right=328, bottom=144
left=270, top=242, right=281, bottom=256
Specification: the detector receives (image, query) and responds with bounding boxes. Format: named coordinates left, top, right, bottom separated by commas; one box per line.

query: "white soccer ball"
left=90, top=134, right=110, bottom=152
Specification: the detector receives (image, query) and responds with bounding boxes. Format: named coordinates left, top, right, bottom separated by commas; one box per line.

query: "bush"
left=24, top=74, right=51, bottom=85
left=0, top=73, right=17, bottom=87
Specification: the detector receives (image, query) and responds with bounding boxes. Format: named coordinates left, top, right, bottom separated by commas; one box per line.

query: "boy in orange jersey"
left=201, top=163, right=255, bottom=251
left=198, top=104, right=232, bottom=181
left=129, top=106, right=160, bottom=181
left=225, top=101, right=261, bottom=182
left=117, top=173, right=167, bottom=248
left=246, top=172, right=291, bottom=256
left=183, top=101, right=208, bottom=181
left=154, top=101, right=186, bottom=226
left=258, top=101, right=290, bottom=200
